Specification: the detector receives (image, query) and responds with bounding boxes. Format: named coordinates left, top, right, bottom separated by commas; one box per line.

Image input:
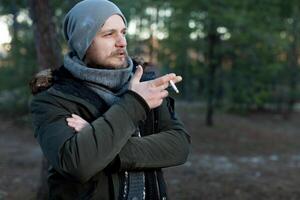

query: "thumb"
left=132, top=65, right=143, bottom=83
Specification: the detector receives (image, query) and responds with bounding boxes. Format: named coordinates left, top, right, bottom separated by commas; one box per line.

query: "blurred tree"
left=29, top=0, right=62, bottom=70
left=0, top=0, right=36, bottom=114
left=28, top=0, right=64, bottom=199
left=0, top=0, right=299, bottom=125
left=278, top=1, right=300, bottom=117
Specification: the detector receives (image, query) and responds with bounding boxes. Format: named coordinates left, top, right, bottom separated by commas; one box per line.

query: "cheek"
left=94, top=41, right=114, bottom=56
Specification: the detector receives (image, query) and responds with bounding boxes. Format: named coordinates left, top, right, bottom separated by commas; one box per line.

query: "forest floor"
left=1, top=103, right=300, bottom=200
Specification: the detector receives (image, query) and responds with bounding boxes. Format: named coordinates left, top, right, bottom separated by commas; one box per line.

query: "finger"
left=68, top=123, right=82, bottom=132
left=74, top=123, right=86, bottom=132
left=171, top=75, right=183, bottom=84
left=151, top=73, right=176, bottom=87
left=71, top=114, right=84, bottom=120
left=150, top=89, right=169, bottom=100
left=160, top=90, right=169, bottom=99
left=70, top=114, right=88, bottom=124
left=152, top=83, right=168, bottom=92
left=159, top=82, right=169, bottom=91
left=66, top=118, right=75, bottom=123
left=67, top=121, right=77, bottom=128
left=72, top=118, right=84, bottom=124
left=131, top=65, right=143, bottom=83
left=71, top=114, right=79, bottom=118
left=68, top=119, right=86, bottom=128
left=66, top=117, right=77, bottom=123
left=74, top=127, right=81, bottom=132
left=78, top=121, right=88, bottom=128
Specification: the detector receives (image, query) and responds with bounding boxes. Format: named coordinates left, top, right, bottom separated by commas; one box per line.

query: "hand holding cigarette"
left=129, top=65, right=182, bottom=109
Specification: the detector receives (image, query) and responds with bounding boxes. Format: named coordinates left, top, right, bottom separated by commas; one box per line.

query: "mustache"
left=111, top=49, right=128, bottom=56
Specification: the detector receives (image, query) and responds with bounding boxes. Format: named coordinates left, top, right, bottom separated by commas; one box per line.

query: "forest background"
left=0, top=0, right=300, bottom=199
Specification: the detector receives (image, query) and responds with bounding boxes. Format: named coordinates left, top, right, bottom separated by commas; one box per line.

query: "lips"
left=113, top=49, right=127, bottom=57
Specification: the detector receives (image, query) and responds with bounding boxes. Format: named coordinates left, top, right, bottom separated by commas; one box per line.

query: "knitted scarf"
left=64, top=52, right=133, bottom=106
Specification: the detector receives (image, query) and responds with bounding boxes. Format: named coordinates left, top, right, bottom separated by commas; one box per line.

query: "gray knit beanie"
left=63, top=0, right=127, bottom=60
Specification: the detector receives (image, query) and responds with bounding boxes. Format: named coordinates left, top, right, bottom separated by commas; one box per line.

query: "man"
left=30, top=0, right=190, bottom=199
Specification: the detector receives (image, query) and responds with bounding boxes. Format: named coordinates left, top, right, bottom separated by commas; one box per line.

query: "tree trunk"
left=205, top=23, right=219, bottom=126
left=28, top=0, right=62, bottom=199
left=286, top=9, right=299, bottom=117
left=29, top=0, right=62, bottom=70
left=10, top=0, right=19, bottom=43
left=149, top=6, right=159, bottom=65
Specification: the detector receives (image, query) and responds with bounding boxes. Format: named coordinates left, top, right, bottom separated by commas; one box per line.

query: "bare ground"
left=1, top=103, right=300, bottom=200
left=165, top=104, right=300, bottom=200
left=0, top=118, right=41, bottom=200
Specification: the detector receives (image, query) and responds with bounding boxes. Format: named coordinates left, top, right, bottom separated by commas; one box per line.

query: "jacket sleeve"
left=30, top=91, right=149, bottom=183
left=118, top=97, right=191, bottom=170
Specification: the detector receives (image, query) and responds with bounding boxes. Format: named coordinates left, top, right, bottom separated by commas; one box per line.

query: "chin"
left=90, top=57, right=128, bottom=69
left=110, top=59, right=128, bottom=69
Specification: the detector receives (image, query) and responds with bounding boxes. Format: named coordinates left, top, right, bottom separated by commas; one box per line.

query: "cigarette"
left=169, top=80, right=179, bottom=93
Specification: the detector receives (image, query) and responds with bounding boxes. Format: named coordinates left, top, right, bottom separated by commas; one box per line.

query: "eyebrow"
left=100, top=28, right=127, bottom=34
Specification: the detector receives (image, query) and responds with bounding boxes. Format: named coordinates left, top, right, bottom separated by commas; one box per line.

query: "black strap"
left=156, top=170, right=167, bottom=200
left=108, top=173, right=115, bottom=200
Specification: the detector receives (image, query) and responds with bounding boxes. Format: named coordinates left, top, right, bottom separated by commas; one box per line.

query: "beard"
left=85, top=49, right=129, bottom=69
left=108, top=49, right=129, bottom=68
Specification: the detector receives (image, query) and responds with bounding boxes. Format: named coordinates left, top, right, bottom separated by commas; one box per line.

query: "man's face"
left=84, top=14, right=127, bottom=69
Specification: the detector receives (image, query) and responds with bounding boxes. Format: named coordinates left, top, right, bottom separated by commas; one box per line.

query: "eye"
left=105, top=32, right=113, bottom=36
left=122, top=30, right=127, bottom=37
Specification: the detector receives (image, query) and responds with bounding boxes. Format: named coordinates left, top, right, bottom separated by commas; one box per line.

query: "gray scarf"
left=64, top=52, right=133, bottom=106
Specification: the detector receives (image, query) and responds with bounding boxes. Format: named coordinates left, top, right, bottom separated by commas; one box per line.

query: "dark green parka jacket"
left=30, top=66, right=190, bottom=199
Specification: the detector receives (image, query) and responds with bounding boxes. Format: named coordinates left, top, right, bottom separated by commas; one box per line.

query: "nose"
left=116, top=33, right=127, bottom=48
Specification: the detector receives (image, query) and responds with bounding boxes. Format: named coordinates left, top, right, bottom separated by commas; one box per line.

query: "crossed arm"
left=65, top=65, right=182, bottom=132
